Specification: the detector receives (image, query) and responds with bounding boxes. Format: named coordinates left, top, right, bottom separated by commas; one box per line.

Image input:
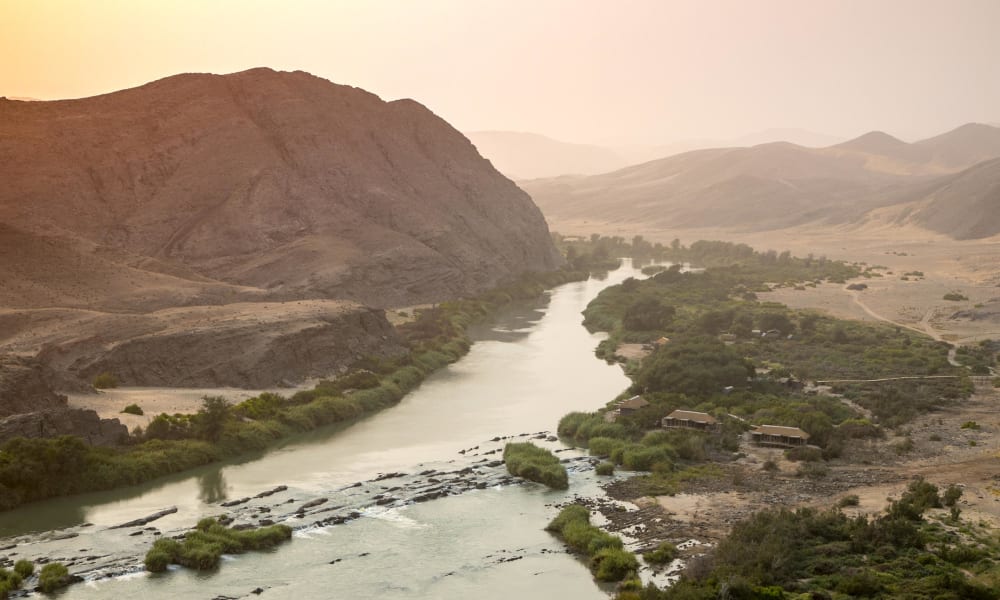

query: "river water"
left=1, top=260, right=655, bottom=599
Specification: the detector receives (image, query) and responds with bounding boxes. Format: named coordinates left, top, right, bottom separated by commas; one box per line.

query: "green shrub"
left=960, top=420, right=980, bottom=430
left=591, top=547, right=639, bottom=581
left=546, top=504, right=590, bottom=532
left=503, top=443, right=568, bottom=490
left=121, top=403, right=144, bottom=416
left=837, top=494, right=860, bottom=508
left=942, top=484, right=963, bottom=507
left=144, top=519, right=292, bottom=572
left=546, top=505, right=635, bottom=583
left=596, top=462, right=615, bottom=476
left=943, top=292, right=969, bottom=302
left=145, top=538, right=180, bottom=572
left=643, top=541, right=678, bottom=565
left=38, top=562, right=70, bottom=593
left=0, top=568, right=23, bottom=594
left=588, top=436, right=626, bottom=457
left=620, top=445, right=673, bottom=471
left=12, top=560, right=32, bottom=580
left=92, top=372, right=118, bottom=389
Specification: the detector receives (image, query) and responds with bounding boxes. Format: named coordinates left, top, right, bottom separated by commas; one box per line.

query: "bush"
left=588, top=436, right=626, bottom=458
left=121, top=403, right=144, bottom=416
left=943, top=292, right=969, bottom=302
left=38, top=562, right=70, bottom=593
left=643, top=541, right=678, bottom=565
left=762, top=460, right=778, bottom=472
left=503, top=443, right=569, bottom=490
left=893, top=437, right=915, bottom=455
left=596, top=462, right=615, bottom=476
left=942, top=484, right=963, bottom=507
left=546, top=505, right=635, bottom=583
left=92, top=372, right=118, bottom=389
left=144, top=519, right=292, bottom=572
left=837, top=494, right=860, bottom=508
left=621, top=445, right=673, bottom=471
left=0, top=568, right=23, bottom=596
left=591, top=547, right=639, bottom=581
left=13, top=560, right=33, bottom=579
left=960, top=420, right=980, bottom=430
left=145, top=538, right=180, bottom=572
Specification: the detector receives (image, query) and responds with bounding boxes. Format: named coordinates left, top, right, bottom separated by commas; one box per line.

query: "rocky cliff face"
left=70, top=303, right=405, bottom=388
left=0, top=68, right=561, bottom=307
left=0, top=357, right=127, bottom=446
left=0, top=409, right=128, bottom=447
left=0, top=356, right=67, bottom=418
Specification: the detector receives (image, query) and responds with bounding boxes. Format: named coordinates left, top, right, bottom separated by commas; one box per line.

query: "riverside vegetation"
left=144, top=518, right=292, bottom=572
left=546, top=504, right=639, bottom=582
left=559, top=239, right=969, bottom=497
left=0, top=268, right=599, bottom=511
left=503, top=442, right=568, bottom=489
left=549, top=239, right=988, bottom=596
left=621, top=479, right=1000, bottom=599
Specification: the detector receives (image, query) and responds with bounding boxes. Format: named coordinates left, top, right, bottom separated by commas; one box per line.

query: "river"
left=1, top=260, right=656, bottom=599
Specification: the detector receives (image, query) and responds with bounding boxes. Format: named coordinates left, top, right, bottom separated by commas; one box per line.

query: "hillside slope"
left=524, top=124, right=1000, bottom=236
left=882, top=158, right=1000, bottom=240
left=0, top=68, right=561, bottom=308
left=0, top=69, right=561, bottom=395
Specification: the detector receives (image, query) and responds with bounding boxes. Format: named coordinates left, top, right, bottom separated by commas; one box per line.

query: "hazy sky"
left=3, top=0, right=999, bottom=145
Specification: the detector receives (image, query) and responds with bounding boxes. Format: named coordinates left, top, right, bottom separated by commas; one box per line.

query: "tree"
left=622, top=297, right=675, bottom=331
left=758, top=312, right=794, bottom=333
left=196, top=396, right=230, bottom=442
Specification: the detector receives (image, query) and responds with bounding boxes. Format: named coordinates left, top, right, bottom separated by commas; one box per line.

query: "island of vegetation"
left=503, top=442, right=568, bottom=489
left=144, top=518, right=292, bottom=573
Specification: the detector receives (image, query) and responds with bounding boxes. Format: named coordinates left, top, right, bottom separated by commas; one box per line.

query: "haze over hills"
left=465, top=131, right=628, bottom=179
left=523, top=123, right=1000, bottom=238
left=466, top=128, right=847, bottom=180
left=0, top=68, right=561, bottom=392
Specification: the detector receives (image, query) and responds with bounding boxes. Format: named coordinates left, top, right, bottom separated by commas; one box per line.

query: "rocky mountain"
left=465, top=130, right=628, bottom=179
left=524, top=124, right=1000, bottom=236
left=0, top=68, right=560, bottom=308
left=0, top=68, right=561, bottom=397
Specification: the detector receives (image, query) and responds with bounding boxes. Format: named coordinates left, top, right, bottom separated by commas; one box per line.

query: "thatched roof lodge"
left=751, top=425, right=810, bottom=447
left=662, top=410, right=719, bottom=432
left=617, top=395, right=650, bottom=414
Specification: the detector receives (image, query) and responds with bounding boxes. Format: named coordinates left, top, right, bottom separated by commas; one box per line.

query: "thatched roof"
left=665, top=410, right=717, bottom=424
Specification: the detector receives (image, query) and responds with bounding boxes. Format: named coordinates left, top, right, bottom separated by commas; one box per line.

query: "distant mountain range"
left=465, top=128, right=847, bottom=180
left=522, top=123, right=1000, bottom=240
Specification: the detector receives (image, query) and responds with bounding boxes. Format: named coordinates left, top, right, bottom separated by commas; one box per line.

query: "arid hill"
left=0, top=68, right=560, bottom=308
left=881, top=158, right=1000, bottom=240
left=523, top=124, right=1000, bottom=236
left=0, top=68, right=561, bottom=402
